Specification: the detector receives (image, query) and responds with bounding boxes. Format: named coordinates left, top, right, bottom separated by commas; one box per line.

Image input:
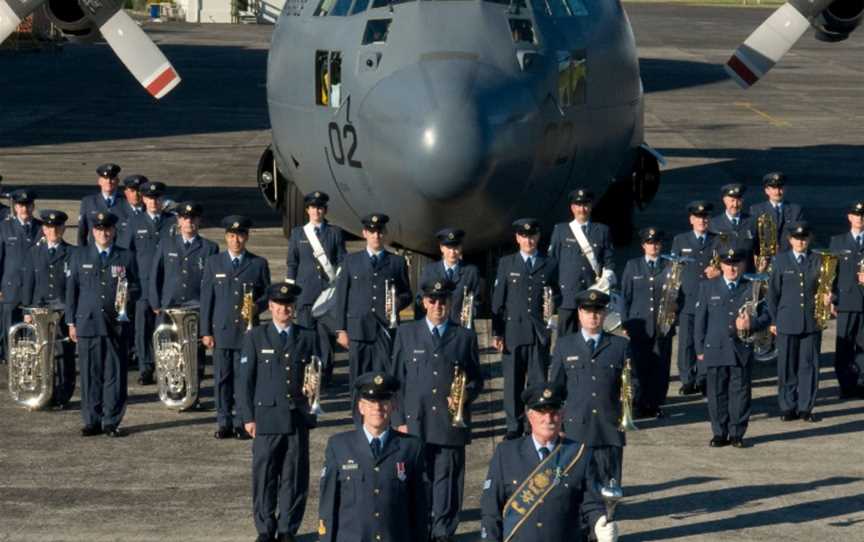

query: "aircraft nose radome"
left=360, top=59, right=492, bottom=201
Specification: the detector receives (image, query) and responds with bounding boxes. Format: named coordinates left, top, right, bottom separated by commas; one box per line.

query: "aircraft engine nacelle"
left=42, top=0, right=98, bottom=41
left=815, top=0, right=864, bottom=42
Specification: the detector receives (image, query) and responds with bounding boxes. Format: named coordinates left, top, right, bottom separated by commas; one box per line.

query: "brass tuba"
left=449, top=364, right=467, bottom=428
left=618, top=358, right=638, bottom=432
left=304, top=355, right=325, bottom=416
left=656, top=254, right=692, bottom=337
left=756, top=213, right=778, bottom=272
left=8, top=307, right=64, bottom=410
left=460, top=286, right=474, bottom=330
left=153, top=305, right=201, bottom=411
left=814, top=250, right=840, bottom=330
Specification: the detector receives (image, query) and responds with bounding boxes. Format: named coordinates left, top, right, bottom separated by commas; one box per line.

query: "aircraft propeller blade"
left=0, top=0, right=47, bottom=44
left=96, top=8, right=181, bottom=99
left=725, top=0, right=832, bottom=88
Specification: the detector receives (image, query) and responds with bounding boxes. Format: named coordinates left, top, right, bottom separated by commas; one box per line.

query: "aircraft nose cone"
left=360, top=58, right=491, bottom=201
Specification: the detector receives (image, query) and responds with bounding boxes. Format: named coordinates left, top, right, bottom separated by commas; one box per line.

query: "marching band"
left=2, top=162, right=861, bottom=542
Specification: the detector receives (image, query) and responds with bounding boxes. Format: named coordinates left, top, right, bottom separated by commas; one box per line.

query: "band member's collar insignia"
left=542, top=389, right=552, bottom=399
left=373, top=375, right=384, bottom=385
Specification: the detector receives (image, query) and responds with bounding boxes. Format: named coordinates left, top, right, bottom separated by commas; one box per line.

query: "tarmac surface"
left=1, top=4, right=864, bottom=541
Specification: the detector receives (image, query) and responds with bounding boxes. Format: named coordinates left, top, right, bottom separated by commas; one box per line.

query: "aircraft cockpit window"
left=351, top=0, right=370, bottom=13
left=484, top=0, right=527, bottom=6
left=363, top=20, right=392, bottom=45
left=316, top=51, right=343, bottom=108
left=315, top=0, right=353, bottom=15
left=543, top=0, right=588, bottom=17
left=509, top=19, right=536, bottom=44
left=370, top=0, right=415, bottom=7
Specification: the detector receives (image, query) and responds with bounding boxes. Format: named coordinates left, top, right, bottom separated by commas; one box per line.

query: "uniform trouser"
left=677, top=313, right=706, bottom=389
left=349, top=336, right=391, bottom=423
left=589, top=445, right=624, bottom=486
left=297, top=305, right=334, bottom=378
left=557, top=308, right=580, bottom=337
left=503, top=341, right=549, bottom=434
left=776, top=332, right=820, bottom=414
left=135, top=298, right=156, bottom=376
left=425, top=444, right=465, bottom=538
left=1, top=303, right=23, bottom=364
left=54, top=331, right=77, bottom=406
left=632, top=332, right=673, bottom=412
left=707, top=364, right=752, bottom=439
left=252, top=422, right=310, bottom=537
left=78, top=332, right=129, bottom=428
left=214, top=348, right=243, bottom=429
left=835, top=312, right=864, bottom=396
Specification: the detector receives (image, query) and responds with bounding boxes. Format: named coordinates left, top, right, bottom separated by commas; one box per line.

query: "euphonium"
left=756, top=213, right=778, bottom=272
left=115, top=269, right=130, bottom=322
left=385, top=279, right=398, bottom=329
left=738, top=273, right=768, bottom=343
left=542, top=286, right=555, bottom=329
left=656, top=254, right=691, bottom=337
left=814, top=250, right=840, bottom=330
left=8, top=307, right=64, bottom=411
left=304, top=355, right=325, bottom=416
left=460, top=286, right=474, bottom=330
left=618, top=358, right=638, bottom=432
left=449, top=364, right=467, bottom=428
left=153, top=305, right=201, bottom=411
left=241, top=283, right=255, bottom=331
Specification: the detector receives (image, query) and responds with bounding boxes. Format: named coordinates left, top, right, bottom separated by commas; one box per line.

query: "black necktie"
left=315, top=226, right=322, bottom=238
left=280, top=330, right=289, bottom=348
left=48, top=247, right=56, bottom=258
left=581, top=224, right=588, bottom=236
left=796, top=254, right=804, bottom=265
left=648, top=260, right=655, bottom=271
left=526, top=257, right=533, bottom=273
left=232, top=257, right=240, bottom=269
left=446, top=267, right=454, bottom=282
left=371, top=437, right=382, bottom=458
left=432, top=327, right=441, bottom=343
left=587, top=338, right=596, bottom=354
left=775, top=205, right=782, bottom=222
left=184, top=240, right=192, bottom=250
left=152, top=215, right=160, bottom=227
left=539, top=446, right=550, bottom=460
left=370, top=254, right=378, bottom=267
left=857, top=235, right=863, bottom=251
left=105, top=197, right=113, bottom=207
left=732, top=217, right=739, bottom=227
left=728, top=282, right=735, bottom=292
left=99, top=251, right=108, bottom=265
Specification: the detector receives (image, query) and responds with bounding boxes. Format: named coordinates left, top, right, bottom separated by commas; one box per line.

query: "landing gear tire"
left=257, top=145, right=304, bottom=238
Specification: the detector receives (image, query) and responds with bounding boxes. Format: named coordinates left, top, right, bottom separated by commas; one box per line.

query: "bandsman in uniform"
left=621, top=227, right=675, bottom=418
left=749, top=171, right=804, bottom=268
left=238, top=282, right=319, bottom=542
left=670, top=201, right=721, bottom=395
left=549, top=289, right=631, bottom=484
left=201, top=215, right=271, bottom=439
left=0, top=189, right=44, bottom=362
left=830, top=201, right=864, bottom=398
left=77, top=163, right=127, bottom=247
left=416, top=228, right=481, bottom=328
left=390, top=279, right=483, bottom=542
left=66, top=211, right=140, bottom=437
left=285, top=191, right=346, bottom=385
left=695, top=248, right=771, bottom=448
left=317, top=372, right=428, bottom=542
left=767, top=221, right=823, bottom=422
left=492, top=218, right=559, bottom=439
left=115, top=174, right=147, bottom=249
left=480, top=382, right=619, bottom=542
left=548, top=188, right=615, bottom=336
left=333, top=213, right=412, bottom=389
left=128, top=181, right=177, bottom=385
left=709, top=183, right=756, bottom=272
left=21, top=210, right=76, bottom=407
left=0, top=174, right=9, bottom=220
left=149, top=202, right=219, bottom=391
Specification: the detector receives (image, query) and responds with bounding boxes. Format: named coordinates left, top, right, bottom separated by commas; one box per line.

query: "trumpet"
left=460, top=287, right=475, bottom=330
left=304, top=355, right=325, bottom=416
left=241, top=283, right=255, bottom=331
left=115, top=269, right=130, bottom=323
left=619, top=358, right=638, bottom=432
left=542, top=286, right=555, bottom=329
left=449, top=364, right=467, bottom=428
left=385, top=279, right=398, bottom=329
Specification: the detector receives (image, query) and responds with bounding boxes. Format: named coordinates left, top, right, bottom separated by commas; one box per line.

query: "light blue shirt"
left=363, top=426, right=389, bottom=447
left=443, top=262, right=459, bottom=274
left=723, top=278, right=738, bottom=290
left=425, top=318, right=448, bottom=337
left=726, top=212, right=740, bottom=224
left=581, top=329, right=601, bottom=344
left=367, top=248, right=384, bottom=259
left=531, top=435, right=558, bottom=460
left=645, top=257, right=658, bottom=267
left=520, top=251, right=538, bottom=267
left=95, top=245, right=113, bottom=258
left=273, top=323, right=292, bottom=336
left=228, top=251, right=245, bottom=265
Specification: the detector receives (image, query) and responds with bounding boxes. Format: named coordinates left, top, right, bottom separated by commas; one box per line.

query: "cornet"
left=304, top=355, right=324, bottom=416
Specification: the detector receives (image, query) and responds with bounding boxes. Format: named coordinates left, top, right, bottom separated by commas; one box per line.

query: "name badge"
left=784, top=270, right=796, bottom=274
left=300, top=240, right=309, bottom=244
left=82, top=264, right=94, bottom=269
left=711, top=296, right=721, bottom=300
left=168, top=252, right=179, bottom=257
left=7, top=236, right=17, bottom=241
left=566, top=355, right=579, bottom=361
left=681, top=248, right=693, bottom=253
left=509, top=272, right=521, bottom=277
left=215, top=273, right=227, bottom=278
left=261, top=349, right=275, bottom=354
left=341, top=463, right=358, bottom=471
left=137, top=229, right=148, bottom=234
left=413, top=350, right=425, bottom=354
left=633, top=275, right=644, bottom=280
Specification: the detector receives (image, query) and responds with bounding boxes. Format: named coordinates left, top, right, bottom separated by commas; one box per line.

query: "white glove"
left=594, top=515, right=619, bottom=542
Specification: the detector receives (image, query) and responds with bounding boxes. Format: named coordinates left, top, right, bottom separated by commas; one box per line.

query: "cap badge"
left=578, top=190, right=584, bottom=197
left=857, top=203, right=863, bottom=211
left=185, top=205, right=193, bottom=212
left=698, top=205, right=704, bottom=211
left=727, top=248, right=735, bottom=257
left=232, top=222, right=240, bottom=229
left=372, top=215, right=379, bottom=223
left=150, top=185, right=156, bottom=192
left=49, top=213, right=56, bottom=220
left=523, top=223, right=531, bottom=231
left=97, top=213, right=105, bottom=220
left=589, top=292, right=597, bottom=301
left=448, top=232, right=455, bottom=240
left=281, top=286, right=288, bottom=294
left=434, top=282, right=442, bottom=290
left=649, top=228, right=655, bottom=236
left=373, top=375, right=384, bottom=385
left=542, top=388, right=553, bottom=399
left=315, top=192, right=321, bottom=198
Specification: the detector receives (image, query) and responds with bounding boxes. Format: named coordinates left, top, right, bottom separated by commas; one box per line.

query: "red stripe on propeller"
left=726, top=55, right=759, bottom=88
left=146, top=66, right=179, bottom=99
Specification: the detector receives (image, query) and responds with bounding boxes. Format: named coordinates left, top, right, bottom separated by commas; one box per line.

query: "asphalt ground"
left=1, top=4, right=864, bottom=541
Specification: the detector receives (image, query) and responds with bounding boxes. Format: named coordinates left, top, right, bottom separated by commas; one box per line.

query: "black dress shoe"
left=678, top=385, right=694, bottom=396
left=81, top=425, right=103, bottom=437
left=709, top=436, right=730, bottom=447
left=138, top=374, right=155, bottom=386
left=800, top=412, right=820, bottom=422
left=780, top=411, right=799, bottom=422
left=104, top=426, right=124, bottom=438
left=276, top=533, right=296, bottom=542
left=235, top=427, right=252, bottom=440
left=730, top=437, right=747, bottom=448
left=255, top=534, right=273, bottom=542
left=504, top=430, right=522, bottom=441
left=214, top=427, right=233, bottom=439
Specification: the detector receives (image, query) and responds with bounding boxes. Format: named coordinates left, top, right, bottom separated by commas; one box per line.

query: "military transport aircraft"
left=1, top=0, right=861, bottom=253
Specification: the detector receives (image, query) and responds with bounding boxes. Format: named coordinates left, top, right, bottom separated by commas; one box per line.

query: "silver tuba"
left=8, top=306, right=64, bottom=410
left=153, top=305, right=200, bottom=411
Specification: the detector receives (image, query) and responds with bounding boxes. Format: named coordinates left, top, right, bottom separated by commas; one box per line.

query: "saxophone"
left=656, top=254, right=691, bottom=337
left=115, top=268, right=130, bottom=322
left=304, top=355, right=325, bottom=416
left=153, top=305, right=201, bottom=411
left=385, top=279, right=398, bottom=329
left=241, top=283, right=255, bottom=331
left=449, top=364, right=467, bottom=428
left=756, top=213, right=778, bottom=272
left=814, top=250, right=840, bottom=330
left=8, top=307, right=64, bottom=410
left=618, top=358, right=638, bottom=432
left=460, top=286, right=475, bottom=330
